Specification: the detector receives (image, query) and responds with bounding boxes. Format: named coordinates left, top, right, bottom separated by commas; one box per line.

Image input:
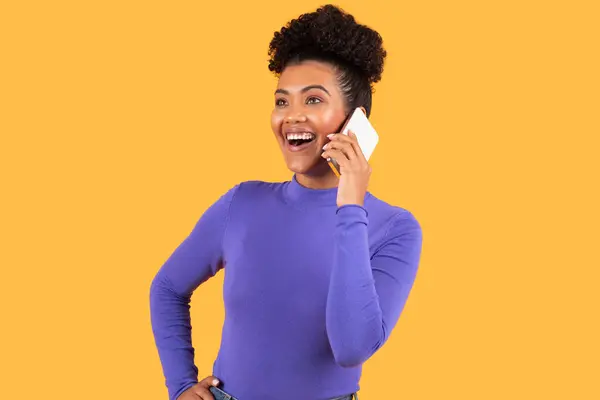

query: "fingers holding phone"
left=322, top=131, right=368, bottom=170
left=324, top=107, right=379, bottom=177
left=322, top=131, right=372, bottom=207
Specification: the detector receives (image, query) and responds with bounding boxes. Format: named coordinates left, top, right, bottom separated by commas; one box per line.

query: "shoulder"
left=365, top=194, right=423, bottom=267
left=365, top=192, right=423, bottom=240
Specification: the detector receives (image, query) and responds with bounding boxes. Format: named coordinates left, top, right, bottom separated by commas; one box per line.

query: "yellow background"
left=1, top=0, right=598, bottom=399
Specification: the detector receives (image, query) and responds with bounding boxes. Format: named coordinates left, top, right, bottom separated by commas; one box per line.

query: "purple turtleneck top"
left=150, top=175, right=423, bottom=400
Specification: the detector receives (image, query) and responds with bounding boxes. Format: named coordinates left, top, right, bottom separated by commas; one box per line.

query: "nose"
left=284, top=109, right=307, bottom=124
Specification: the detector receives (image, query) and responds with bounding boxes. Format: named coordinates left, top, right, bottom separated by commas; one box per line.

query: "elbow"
left=149, top=272, right=166, bottom=299
left=149, top=274, right=165, bottom=313
left=333, top=352, right=367, bottom=368
left=329, top=324, right=387, bottom=368
left=331, top=340, right=380, bottom=368
left=149, top=272, right=186, bottom=305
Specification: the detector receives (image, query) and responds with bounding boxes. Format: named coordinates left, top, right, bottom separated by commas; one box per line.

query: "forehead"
left=277, top=60, right=339, bottom=93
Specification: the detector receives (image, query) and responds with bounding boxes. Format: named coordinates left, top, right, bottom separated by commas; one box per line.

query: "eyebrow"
left=275, top=85, right=331, bottom=96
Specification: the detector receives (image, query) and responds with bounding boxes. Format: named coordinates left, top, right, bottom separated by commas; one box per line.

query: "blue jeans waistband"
left=209, top=386, right=358, bottom=400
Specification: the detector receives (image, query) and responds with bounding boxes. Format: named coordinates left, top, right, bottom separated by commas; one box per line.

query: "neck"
left=295, top=164, right=339, bottom=189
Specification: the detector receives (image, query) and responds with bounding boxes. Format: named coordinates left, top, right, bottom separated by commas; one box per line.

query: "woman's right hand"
left=177, top=376, right=221, bottom=399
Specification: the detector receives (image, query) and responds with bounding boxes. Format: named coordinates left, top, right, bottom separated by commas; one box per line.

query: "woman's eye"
left=307, top=97, right=322, bottom=104
left=275, top=98, right=287, bottom=107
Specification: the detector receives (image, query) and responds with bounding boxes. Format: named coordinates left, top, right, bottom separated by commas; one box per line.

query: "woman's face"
left=271, top=60, right=348, bottom=176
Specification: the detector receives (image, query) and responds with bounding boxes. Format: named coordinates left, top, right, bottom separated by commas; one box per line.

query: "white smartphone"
left=327, top=107, right=379, bottom=177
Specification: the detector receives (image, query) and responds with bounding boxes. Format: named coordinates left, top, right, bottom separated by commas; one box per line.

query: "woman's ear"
left=359, top=106, right=367, bottom=116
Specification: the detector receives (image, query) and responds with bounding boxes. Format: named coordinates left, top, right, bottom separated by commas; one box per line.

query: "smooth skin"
left=271, top=60, right=372, bottom=207
left=189, top=60, right=373, bottom=399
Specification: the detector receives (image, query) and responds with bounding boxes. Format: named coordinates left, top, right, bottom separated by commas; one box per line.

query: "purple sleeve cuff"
left=336, top=204, right=368, bottom=219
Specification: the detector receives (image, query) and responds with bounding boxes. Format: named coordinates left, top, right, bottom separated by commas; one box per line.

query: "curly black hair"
left=268, top=4, right=386, bottom=118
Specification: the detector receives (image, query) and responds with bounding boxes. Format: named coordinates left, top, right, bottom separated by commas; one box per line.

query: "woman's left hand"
left=321, top=131, right=372, bottom=208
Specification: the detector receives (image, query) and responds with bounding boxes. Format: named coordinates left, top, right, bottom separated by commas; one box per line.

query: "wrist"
left=337, top=200, right=363, bottom=208
left=336, top=203, right=368, bottom=217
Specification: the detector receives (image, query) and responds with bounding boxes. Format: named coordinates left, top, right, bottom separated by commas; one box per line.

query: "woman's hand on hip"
left=178, top=376, right=220, bottom=400
left=322, top=130, right=372, bottom=208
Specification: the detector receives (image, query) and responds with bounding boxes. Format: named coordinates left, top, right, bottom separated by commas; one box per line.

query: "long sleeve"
left=326, top=204, right=423, bottom=367
left=149, top=185, right=239, bottom=400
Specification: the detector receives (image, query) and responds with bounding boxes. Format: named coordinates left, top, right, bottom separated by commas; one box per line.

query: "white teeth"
left=286, top=132, right=315, bottom=140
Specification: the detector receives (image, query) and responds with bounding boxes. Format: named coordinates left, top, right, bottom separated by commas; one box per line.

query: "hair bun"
left=268, top=4, right=386, bottom=84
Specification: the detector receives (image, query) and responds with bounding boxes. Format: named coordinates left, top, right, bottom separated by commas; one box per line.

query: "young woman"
left=150, top=5, right=423, bottom=400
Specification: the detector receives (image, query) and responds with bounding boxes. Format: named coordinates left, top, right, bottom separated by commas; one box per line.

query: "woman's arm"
left=326, top=205, right=423, bottom=367
left=149, top=185, right=239, bottom=400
